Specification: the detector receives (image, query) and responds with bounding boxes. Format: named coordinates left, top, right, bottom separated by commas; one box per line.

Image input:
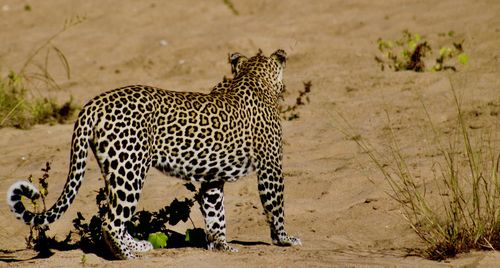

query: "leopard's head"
left=228, top=49, right=287, bottom=98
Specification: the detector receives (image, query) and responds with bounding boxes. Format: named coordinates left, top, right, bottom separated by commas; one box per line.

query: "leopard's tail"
left=6, top=107, right=93, bottom=227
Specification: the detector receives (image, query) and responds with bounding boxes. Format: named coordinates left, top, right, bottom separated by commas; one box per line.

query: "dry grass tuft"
left=337, top=83, right=499, bottom=260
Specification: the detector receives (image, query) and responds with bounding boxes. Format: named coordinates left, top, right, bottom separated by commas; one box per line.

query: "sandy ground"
left=0, top=0, right=499, bottom=267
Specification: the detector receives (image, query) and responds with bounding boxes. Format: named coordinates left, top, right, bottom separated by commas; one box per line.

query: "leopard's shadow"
left=0, top=230, right=271, bottom=263
left=229, top=240, right=270, bottom=246
left=166, top=230, right=270, bottom=247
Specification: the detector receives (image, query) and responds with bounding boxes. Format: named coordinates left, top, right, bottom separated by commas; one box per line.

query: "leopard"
left=7, top=49, right=301, bottom=259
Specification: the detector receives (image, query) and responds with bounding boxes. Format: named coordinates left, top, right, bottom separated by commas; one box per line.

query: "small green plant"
left=375, top=30, right=468, bottom=72
left=279, top=81, right=312, bottom=121
left=338, top=84, right=499, bottom=260
left=376, top=31, right=430, bottom=72
left=432, top=43, right=469, bottom=72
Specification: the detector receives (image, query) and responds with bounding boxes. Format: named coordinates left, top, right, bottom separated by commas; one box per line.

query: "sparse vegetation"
left=0, top=73, right=77, bottom=128
left=375, top=30, right=468, bottom=72
left=0, top=16, right=84, bottom=129
left=279, top=81, right=312, bottom=121
left=338, top=84, right=499, bottom=260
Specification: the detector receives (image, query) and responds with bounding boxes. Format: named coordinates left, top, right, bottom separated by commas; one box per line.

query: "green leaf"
left=148, top=232, right=168, bottom=249
left=439, top=47, right=452, bottom=57
left=457, top=53, right=469, bottom=65
left=414, top=33, right=421, bottom=42
left=401, top=49, right=410, bottom=59
left=408, top=40, right=417, bottom=51
left=431, top=63, right=441, bottom=72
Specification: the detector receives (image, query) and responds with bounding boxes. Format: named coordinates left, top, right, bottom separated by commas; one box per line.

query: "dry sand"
left=0, top=0, right=499, bottom=267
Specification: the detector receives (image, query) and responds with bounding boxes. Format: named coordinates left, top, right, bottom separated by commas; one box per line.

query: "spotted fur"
left=6, top=49, right=300, bottom=259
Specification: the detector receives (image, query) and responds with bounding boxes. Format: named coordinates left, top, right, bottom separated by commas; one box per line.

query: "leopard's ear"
left=228, top=52, right=248, bottom=76
left=271, top=49, right=287, bottom=67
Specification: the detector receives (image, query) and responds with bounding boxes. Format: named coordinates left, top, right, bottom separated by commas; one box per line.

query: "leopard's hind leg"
left=99, top=165, right=153, bottom=259
left=94, top=140, right=153, bottom=259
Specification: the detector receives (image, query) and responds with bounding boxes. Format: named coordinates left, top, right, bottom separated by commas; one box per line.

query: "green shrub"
left=375, top=30, right=469, bottom=72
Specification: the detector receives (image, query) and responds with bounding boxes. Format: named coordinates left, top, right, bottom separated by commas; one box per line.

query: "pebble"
left=159, top=39, right=168, bottom=47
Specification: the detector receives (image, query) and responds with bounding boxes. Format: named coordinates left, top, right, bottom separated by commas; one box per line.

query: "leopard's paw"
left=273, top=235, right=302, bottom=246
left=208, top=240, right=239, bottom=253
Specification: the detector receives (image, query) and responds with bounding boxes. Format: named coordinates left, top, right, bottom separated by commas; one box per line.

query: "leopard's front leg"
left=199, top=181, right=238, bottom=252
